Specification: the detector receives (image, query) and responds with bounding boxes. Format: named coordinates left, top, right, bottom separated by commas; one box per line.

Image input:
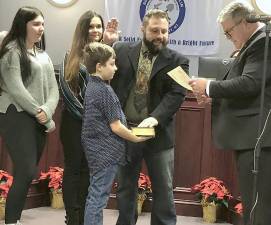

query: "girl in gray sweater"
left=0, top=6, right=59, bottom=225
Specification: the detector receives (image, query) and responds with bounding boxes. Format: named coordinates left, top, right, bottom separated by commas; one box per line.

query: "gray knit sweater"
left=0, top=41, right=59, bottom=131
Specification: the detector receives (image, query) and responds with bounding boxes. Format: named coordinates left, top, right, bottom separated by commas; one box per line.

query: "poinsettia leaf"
left=38, top=167, right=63, bottom=191
left=191, top=177, right=232, bottom=205
left=0, top=170, right=13, bottom=198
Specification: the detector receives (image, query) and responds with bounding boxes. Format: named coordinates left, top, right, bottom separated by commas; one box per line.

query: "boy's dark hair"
left=83, top=42, right=115, bottom=74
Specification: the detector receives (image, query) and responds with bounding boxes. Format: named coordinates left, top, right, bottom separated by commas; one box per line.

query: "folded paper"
left=167, top=66, right=192, bottom=91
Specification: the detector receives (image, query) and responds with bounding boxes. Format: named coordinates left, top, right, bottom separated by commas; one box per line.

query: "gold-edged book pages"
left=131, top=127, right=155, bottom=137
left=167, top=66, right=192, bottom=91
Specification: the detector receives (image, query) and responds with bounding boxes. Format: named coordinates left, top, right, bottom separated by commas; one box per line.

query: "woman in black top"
left=59, top=10, right=119, bottom=225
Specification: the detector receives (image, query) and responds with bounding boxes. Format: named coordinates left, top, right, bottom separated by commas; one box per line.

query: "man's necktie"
left=134, top=51, right=153, bottom=113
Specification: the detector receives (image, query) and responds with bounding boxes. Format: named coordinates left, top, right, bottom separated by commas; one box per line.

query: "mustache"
left=143, top=36, right=167, bottom=55
left=153, top=38, right=163, bottom=43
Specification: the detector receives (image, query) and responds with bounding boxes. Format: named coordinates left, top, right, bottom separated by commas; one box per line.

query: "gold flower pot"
left=202, top=202, right=218, bottom=223
left=50, top=190, right=64, bottom=209
left=137, top=193, right=147, bottom=215
left=0, top=197, right=5, bottom=220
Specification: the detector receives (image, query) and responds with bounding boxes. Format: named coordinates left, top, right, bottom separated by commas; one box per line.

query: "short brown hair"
left=142, top=9, right=169, bottom=27
left=83, top=42, right=115, bottom=74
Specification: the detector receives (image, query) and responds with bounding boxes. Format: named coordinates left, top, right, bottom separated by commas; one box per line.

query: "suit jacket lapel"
left=222, top=28, right=265, bottom=80
left=222, top=58, right=237, bottom=80
left=127, top=43, right=171, bottom=79
left=150, top=48, right=171, bottom=80
left=127, top=42, right=142, bottom=76
left=238, top=28, right=264, bottom=56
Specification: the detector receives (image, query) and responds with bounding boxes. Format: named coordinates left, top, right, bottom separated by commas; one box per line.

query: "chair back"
left=198, top=56, right=233, bottom=80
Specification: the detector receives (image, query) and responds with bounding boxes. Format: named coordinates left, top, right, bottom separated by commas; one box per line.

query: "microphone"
left=246, top=14, right=271, bottom=23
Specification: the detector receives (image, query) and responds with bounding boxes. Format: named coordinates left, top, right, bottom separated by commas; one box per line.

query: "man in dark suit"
left=111, top=9, right=189, bottom=225
left=189, top=2, right=271, bottom=225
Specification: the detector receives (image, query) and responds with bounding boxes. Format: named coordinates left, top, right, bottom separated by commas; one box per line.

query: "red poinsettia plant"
left=138, top=172, right=151, bottom=195
left=39, top=166, right=63, bottom=193
left=234, top=202, right=243, bottom=215
left=138, top=173, right=152, bottom=200
left=191, top=177, right=233, bottom=207
left=0, top=170, right=13, bottom=200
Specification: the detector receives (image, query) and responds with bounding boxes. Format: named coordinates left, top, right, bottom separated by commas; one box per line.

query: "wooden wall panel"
left=39, top=104, right=64, bottom=171
left=0, top=137, right=12, bottom=172
left=174, top=105, right=206, bottom=188
left=171, top=93, right=240, bottom=219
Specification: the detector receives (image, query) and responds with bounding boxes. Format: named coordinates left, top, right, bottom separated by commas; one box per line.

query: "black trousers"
left=116, top=142, right=176, bottom=225
left=60, top=110, right=89, bottom=225
left=235, top=148, right=271, bottom=225
left=0, top=105, right=46, bottom=224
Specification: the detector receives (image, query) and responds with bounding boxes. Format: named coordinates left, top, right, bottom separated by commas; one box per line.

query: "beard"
left=143, top=35, right=168, bottom=55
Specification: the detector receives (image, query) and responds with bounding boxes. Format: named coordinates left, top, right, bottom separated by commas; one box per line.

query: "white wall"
left=0, top=0, right=247, bottom=72
left=188, top=0, right=237, bottom=76
left=0, top=0, right=104, bottom=64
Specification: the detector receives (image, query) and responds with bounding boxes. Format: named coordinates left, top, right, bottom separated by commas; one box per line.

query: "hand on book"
left=134, top=135, right=153, bottom=142
left=138, top=117, right=158, bottom=128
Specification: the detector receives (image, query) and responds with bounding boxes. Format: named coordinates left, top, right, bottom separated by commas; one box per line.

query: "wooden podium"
left=171, top=92, right=239, bottom=216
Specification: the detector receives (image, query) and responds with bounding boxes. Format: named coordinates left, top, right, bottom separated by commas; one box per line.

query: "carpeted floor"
left=0, top=207, right=232, bottom=225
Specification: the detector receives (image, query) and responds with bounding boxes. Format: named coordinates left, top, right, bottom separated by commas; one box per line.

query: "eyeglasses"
left=224, top=20, right=243, bottom=39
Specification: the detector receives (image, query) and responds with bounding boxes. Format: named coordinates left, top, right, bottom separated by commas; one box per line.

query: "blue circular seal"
left=139, top=0, right=186, bottom=34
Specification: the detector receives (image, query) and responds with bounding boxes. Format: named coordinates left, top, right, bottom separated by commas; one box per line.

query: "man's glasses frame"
left=224, top=19, right=243, bottom=39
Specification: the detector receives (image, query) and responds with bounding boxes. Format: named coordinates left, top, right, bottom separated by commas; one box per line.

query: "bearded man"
left=111, top=9, right=189, bottom=225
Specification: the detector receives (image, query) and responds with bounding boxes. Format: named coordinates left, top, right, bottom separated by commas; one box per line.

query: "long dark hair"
left=65, top=10, right=104, bottom=93
left=0, top=6, right=45, bottom=92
